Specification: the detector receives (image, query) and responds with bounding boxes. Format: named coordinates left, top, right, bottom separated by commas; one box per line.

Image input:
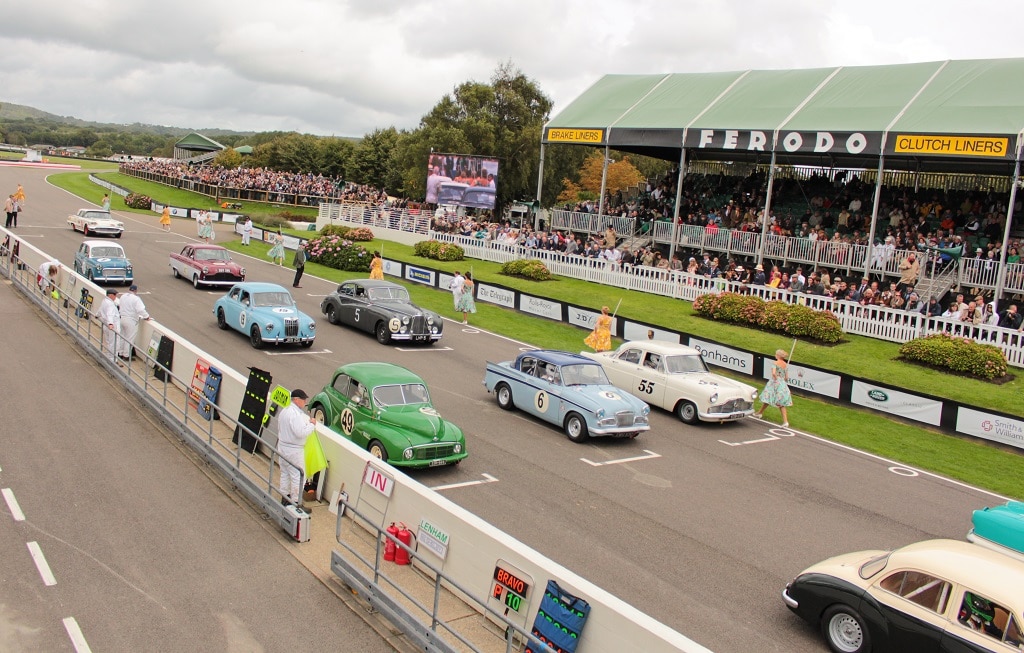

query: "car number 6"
left=534, top=390, right=549, bottom=413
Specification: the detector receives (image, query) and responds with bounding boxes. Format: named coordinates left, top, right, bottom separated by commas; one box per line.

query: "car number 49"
left=638, top=380, right=655, bottom=394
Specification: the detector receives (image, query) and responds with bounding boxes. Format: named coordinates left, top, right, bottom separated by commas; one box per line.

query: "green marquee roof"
left=543, top=59, right=1024, bottom=173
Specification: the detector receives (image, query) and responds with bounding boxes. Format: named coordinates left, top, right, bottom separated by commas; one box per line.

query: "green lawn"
left=46, top=171, right=1024, bottom=499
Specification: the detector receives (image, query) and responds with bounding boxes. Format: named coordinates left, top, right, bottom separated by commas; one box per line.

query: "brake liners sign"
left=546, top=128, right=604, bottom=144
left=892, top=134, right=1009, bottom=158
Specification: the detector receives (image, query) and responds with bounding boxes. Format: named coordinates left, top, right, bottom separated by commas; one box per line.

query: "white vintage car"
left=580, top=341, right=758, bottom=424
left=67, top=209, right=124, bottom=238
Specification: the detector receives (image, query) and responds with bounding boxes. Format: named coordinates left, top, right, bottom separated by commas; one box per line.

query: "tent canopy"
left=543, top=59, right=1024, bottom=174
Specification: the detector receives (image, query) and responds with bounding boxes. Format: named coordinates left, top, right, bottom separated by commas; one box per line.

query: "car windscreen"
left=665, top=355, right=709, bottom=374
left=82, top=211, right=110, bottom=221
left=368, top=287, right=410, bottom=302
left=372, top=383, right=430, bottom=406
left=91, top=247, right=124, bottom=258
left=560, top=363, right=610, bottom=386
left=252, top=292, right=292, bottom=307
left=195, top=249, right=230, bottom=261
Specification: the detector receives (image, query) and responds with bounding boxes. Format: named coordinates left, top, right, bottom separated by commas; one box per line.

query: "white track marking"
left=27, top=541, right=57, bottom=586
left=431, top=473, right=499, bottom=491
left=2, top=487, right=25, bottom=521
left=580, top=450, right=661, bottom=466
left=62, top=617, right=93, bottom=653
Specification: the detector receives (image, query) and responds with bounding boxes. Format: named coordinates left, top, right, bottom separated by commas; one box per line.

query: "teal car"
left=308, top=362, right=467, bottom=468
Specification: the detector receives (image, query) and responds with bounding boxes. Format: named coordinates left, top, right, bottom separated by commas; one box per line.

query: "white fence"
left=431, top=232, right=1024, bottom=368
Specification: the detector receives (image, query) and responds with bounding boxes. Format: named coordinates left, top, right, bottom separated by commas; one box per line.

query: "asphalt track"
left=3, top=165, right=1010, bottom=653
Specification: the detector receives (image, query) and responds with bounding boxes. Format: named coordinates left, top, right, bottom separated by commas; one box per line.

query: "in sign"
left=362, top=463, right=394, bottom=497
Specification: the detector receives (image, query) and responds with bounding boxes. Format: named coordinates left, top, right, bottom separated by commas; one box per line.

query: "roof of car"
left=230, top=282, right=290, bottom=293
left=887, top=539, right=1024, bottom=596
left=345, top=279, right=401, bottom=289
left=82, top=240, right=126, bottom=249
left=618, top=341, right=700, bottom=356
left=338, top=362, right=425, bottom=385
left=517, top=350, right=600, bottom=367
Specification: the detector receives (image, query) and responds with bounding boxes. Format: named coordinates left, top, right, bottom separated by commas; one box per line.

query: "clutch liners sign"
left=892, top=134, right=1009, bottom=158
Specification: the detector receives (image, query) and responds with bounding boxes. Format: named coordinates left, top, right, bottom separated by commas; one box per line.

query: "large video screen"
left=425, top=153, right=498, bottom=211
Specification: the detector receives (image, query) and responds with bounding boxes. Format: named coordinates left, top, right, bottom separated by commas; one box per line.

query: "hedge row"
left=692, top=292, right=844, bottom=343
left=414, top=239, right=465, bottom=261
left=899, top=333, right=1008, bottom=380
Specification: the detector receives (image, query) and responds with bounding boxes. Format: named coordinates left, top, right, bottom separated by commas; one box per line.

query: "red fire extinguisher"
left=394, top=522, right=412, bottom=566
left=384, top=522, right=398, bottom=562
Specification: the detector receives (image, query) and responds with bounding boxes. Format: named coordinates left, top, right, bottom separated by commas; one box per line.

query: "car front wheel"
left=564, top=412, right=589, bottom=443
left=310, top=405, right=327, bottom=425
left=249, top=325, right=264, bottom=349
left=368, top=440, right=388, bottom=462
left=325, top=305, right=338, bottom=324
left=676, top=400, right=699, bottom=424
left=193, top=274, right=202, bottom=289
left=495, top=383, right=514, bottom=410
left=216, top=308, right=228, bottom=330
left=375, top=321, right=391, bottom=345
left=821, top=604, right=870, bottom=653
left=172, top=266, right=180, bottom=279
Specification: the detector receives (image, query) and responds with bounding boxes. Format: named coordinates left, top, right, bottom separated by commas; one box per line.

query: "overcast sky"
left=3, top=1, right=1023, bottom=138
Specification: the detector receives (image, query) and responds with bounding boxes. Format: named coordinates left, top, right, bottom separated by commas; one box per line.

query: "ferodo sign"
left=684, top=129, right=880, bottom=155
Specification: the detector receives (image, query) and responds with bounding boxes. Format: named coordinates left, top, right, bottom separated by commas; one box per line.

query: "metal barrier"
left=333, top=498, right=557, bottom=653
left=0, top=236, right=308, bottom=540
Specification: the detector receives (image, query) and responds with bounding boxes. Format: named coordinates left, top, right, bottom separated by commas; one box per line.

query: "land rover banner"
left=850, top=381, right=942, bottom=426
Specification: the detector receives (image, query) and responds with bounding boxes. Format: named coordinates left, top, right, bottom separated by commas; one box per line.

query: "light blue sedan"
left=213, top=282, right=316, bottom=349
left=483, top=350, right=650, bottom=442
left=73, top=240, right=133, bottom=285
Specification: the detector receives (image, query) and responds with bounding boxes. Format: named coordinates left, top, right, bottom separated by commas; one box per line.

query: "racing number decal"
left=354, top=308, right=361, bottom=322
left=239, top=311, right=247, bottom=329
left=534, top=390, right=549, bottom=413
left=339, top=408, right=355, bottom=435
left=638, top=380, right=655, bottom=394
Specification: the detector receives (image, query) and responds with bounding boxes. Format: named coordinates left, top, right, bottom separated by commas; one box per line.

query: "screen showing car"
left=426, top=152, right=498, bottom=210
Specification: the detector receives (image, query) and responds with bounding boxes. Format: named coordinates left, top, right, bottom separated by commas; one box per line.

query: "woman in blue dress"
left=268, top=230, right=285, bottom=266
left=456, top=272, right=477, bottom=324
left=754, top=348, right=792, bottom=427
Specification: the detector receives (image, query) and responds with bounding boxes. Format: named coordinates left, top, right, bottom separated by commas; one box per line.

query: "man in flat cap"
left=277, top=389, right=316, bottom=509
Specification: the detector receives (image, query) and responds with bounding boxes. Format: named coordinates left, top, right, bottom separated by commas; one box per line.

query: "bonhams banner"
left=850, top=381, right=942, bottom=426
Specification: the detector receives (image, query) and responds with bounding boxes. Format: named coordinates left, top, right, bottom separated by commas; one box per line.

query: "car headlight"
left=596, top=408, right=606, bottom=420
left=641, top=405, right=650, bottom=416
left=403, top=448, right=414, bottom=460
left=453, top=443, right=462, bottom=454
left=126, top=265, right=133, bottom=272
left=426, top=316, right=435, bottom=325
left=308, top=322, right=315, bottom=331
left=709, top=393, right=719, bottom=404
left=202, top=266, right=210, bottom=274
left=265, top=323, right=274, bottom=333
left=751, top=390, right=759, bottom=400
left=401, top=316, right=410, bottom=325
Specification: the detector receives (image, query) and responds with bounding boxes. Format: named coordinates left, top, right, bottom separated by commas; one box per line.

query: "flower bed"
left=899, top=332, right=1008, bottom=381
left=305, top=234, right=371, bottom=272
left=692, top=292, right=844, bottom=343
left=319, top=224, right=374, bottom=241
left=125, top=193, right=152, bottom=209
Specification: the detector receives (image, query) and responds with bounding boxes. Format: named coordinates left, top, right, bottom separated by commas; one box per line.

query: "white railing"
left=430, top=232, right=1024, bottom=367
left=549, top=209, right=1024, bottom=293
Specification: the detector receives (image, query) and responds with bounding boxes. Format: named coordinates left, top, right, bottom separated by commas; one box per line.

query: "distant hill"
left=0, top=101, right=256, bottom=137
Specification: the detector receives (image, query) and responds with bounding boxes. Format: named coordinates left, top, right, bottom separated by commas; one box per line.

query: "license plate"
left=428, top=459, right=449, bottom=467
left=285, top=337, right=299, bottom=343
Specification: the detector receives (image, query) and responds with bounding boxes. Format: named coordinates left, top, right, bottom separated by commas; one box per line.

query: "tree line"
left=1, top=63, right=664, bottom=208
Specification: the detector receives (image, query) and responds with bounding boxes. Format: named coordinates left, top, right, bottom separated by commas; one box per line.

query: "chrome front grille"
left=284, top=317, right=299, bottom=337
left=708, top=399, right=753, bottom=414
left=614, top=411, right=636, bottom=427
left=413, top=443, right=457, bottom=459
